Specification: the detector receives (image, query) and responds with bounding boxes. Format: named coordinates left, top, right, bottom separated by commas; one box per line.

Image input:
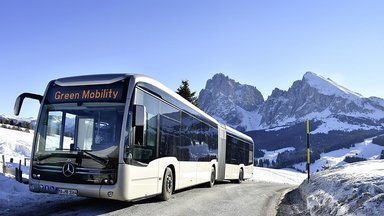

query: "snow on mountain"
left=293, top=136, right=384, bottom=173
left=311, top=116, right=382, bottom=134
left=258, top=71, right=384, bottom=131
left=303, top=72, right=363, bottom=99
left=299, top=160, right=384, bottom=215
left=0, top=114, right=34, bottom=123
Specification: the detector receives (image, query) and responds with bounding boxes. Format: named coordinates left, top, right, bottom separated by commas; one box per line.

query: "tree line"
left=0, top=117, right=32, bottom=133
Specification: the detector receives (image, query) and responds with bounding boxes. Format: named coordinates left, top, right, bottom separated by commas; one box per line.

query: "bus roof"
left=132, top=74, right=219, bottom=126
left=54, top=74, right=130, bottom=86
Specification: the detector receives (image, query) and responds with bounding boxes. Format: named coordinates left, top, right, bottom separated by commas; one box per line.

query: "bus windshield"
left=34, top=103, right=124, bottom=165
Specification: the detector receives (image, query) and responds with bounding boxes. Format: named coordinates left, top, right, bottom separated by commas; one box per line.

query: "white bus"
left=14, top=74, right=254, bottom=201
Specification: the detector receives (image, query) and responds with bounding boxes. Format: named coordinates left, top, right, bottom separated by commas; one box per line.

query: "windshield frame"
left=32, top=102, right=125, bottom=165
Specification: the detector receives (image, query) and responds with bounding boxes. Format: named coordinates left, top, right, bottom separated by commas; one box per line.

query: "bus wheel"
left=236, top=169, right=244, bottom=184
left=160, top=167, right=173, bottom=201
left=206, top=166, right=215, bottom=188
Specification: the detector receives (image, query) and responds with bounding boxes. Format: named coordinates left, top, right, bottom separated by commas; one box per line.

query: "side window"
left=208, top=126, right=218, bottom=160
left=180, top=112, right=193, bottom=160
left=159, top=101, right=180, bottom=157
left=132, top=88, right=159, bottom=163
left=249, top=143, right=254, bottom=165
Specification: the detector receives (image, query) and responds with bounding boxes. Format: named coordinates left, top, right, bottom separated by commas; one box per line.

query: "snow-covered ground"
left=0, top=164, right=305, bottom=213
left=252, top=167, right=306, bottom=185
left=0, top=125, right=307, bottom=214
left=0, top=126, right=33, bottom=159
left=300, top=160, right=384, bottom=215
left=293, top=137, right=384, bottom=173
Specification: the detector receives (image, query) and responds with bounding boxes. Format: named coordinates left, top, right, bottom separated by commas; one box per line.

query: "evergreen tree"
left=258, top=159, right=264, bottom=167
left=176, top=80, right=198, bottom=106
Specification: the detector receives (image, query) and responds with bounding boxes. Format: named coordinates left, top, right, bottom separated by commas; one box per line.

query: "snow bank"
left=0, top=127, right=33, bottom=159
left=0, top=172, right=81, bottom=215
left=299, top=160, right=384, bottom=215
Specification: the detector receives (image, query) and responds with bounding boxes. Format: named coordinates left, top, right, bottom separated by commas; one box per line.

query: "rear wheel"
left=206, top=166, right=215, bottom=188
left=159, top=167, right=173, bottom=201
left=236, top=169, right=244, bottom=184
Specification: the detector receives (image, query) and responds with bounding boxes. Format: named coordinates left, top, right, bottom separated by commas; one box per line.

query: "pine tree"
left=176, top=80, right=198, bottom=107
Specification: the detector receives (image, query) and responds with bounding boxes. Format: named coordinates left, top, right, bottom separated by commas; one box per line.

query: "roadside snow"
left=0, top=173, right=81, bottom=215
left=300, top=160, right=384, bottom=216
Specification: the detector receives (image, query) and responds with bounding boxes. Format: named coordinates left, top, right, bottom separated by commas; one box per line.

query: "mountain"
left=198, top=73, right=264, bottom=131
left=258, top=72, right=384, bottom=133
left=199, top=72, right=384, bottom=167
left=0, top=114, right=35, bottom=129
left=199, top=72, right=384, bottom=133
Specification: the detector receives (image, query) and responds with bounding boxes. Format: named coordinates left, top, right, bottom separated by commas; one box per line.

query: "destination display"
left=46, top=84, right=126, bottom=103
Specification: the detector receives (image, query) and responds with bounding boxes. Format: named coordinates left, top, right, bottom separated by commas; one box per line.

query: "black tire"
left=206, top=166, right=215, bottom=188
left=159, top=167, right=173, bottom=201
left=236, top=169, right=244, bottom=184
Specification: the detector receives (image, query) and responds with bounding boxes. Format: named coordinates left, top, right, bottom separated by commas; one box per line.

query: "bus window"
left=76, top=117, right=94, bottom=150
left=132, top=88, right=159, bottom=163
left=45, top=111, right=63, bottom=151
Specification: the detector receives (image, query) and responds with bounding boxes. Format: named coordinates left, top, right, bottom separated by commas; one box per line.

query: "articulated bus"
left=14, top=74, right=254, bottom=201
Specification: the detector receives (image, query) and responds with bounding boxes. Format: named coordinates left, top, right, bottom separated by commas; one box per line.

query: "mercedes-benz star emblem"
left=62, top=162, right=75, bottom=177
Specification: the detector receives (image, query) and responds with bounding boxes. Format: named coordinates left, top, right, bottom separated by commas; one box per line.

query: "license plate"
left=57, top=188, right=78, bottom=196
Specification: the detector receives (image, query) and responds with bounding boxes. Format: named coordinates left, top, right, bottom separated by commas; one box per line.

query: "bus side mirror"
left=14, top=93, right=43, bottom=116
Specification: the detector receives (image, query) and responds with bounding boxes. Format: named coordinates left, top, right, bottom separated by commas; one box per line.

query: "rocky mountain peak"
left=198, top=73, right=264, bottom=131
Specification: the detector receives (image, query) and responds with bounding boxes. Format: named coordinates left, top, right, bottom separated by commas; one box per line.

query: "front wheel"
left=159, top=167, right=173, bottom=201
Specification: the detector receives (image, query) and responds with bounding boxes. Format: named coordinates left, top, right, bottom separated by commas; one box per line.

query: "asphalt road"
left=11, top=181, right=295, bottom=216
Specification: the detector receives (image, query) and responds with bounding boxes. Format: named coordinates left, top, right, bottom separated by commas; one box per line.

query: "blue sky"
left=1, top=0, right=384, bottom=118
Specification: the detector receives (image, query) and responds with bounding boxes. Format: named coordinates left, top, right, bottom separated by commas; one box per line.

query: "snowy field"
left=256, top=136, right=384, bottom=174
left=257, top=147, right=295, bottom=163
left=293, top=137, right=384, bottom=173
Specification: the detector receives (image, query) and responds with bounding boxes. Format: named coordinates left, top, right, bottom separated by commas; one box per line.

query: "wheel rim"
left=166, top=174, right=173, bottom=193
left=211, top=168, right=215, bottom=183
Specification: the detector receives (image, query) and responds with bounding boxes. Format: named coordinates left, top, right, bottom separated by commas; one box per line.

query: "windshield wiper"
left=75, top=148, right=109, bottom=166
left=35, top=153, right=54, bottom=161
